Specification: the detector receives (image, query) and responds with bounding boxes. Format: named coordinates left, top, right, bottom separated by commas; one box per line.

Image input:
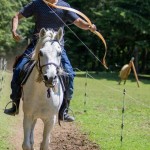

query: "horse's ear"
left=55, top=28, right=63, bottom=42
left=39, top=28, right=46, bottom=38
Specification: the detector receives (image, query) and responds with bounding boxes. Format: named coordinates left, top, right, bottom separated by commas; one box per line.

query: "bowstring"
left=45, top=4, right=104, bottom=66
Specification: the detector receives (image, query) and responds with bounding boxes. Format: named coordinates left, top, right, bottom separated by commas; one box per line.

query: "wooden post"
left=131, top=60, right=140, bottom=87
left=129, top=57, right=140, bottom=87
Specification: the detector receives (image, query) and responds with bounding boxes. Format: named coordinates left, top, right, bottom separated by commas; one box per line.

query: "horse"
left=22, top=28, right=64, bottom=150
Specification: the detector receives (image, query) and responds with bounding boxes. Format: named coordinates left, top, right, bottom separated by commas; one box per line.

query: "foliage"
left=0, top=0, right=33, bottom=56
left=66, top=0, right=150, bottom=73
left=0, top=0, right=149, bottom=73
left=0, top=0, right=15, bottom=55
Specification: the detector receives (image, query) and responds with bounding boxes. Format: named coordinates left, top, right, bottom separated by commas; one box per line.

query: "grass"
left=71, top=72, right=150, bottom=150
left=0, top=71, right=20, bottom=150
left=0, top=71, right=149, bottom=150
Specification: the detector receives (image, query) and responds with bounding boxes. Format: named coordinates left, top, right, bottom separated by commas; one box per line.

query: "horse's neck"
left=29, top=67, right=38, bottom=84
left=25, top=66, right=44, bottom=91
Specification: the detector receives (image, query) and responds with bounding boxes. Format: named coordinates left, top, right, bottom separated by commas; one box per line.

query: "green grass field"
left=0, top=71, right=149, bottom=150
left=0, top=71, right=17, bottom=150
left=72, top=72, right=150, bottom=150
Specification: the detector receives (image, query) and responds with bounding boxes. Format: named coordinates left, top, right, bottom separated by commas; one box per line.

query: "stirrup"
left=4, top=101, right=18, bottom=116
left=62, top=107, right=75, bottom=122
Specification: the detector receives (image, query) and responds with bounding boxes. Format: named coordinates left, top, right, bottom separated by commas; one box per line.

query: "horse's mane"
left=32, top=29, right=57, bottom=61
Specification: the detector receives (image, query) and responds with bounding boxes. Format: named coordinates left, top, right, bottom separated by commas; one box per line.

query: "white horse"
left=22, top=28, right=64, bottom=150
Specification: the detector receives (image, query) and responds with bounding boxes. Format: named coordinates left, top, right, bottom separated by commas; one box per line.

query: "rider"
left=4, top=0, right=96, bottom=122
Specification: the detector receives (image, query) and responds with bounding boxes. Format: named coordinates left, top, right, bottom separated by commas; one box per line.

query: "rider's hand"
left=12, top=30, right=22, bottom=42
left=89, top=24, right=97, bottom=32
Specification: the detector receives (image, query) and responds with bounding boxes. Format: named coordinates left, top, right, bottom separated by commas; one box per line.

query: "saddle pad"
left=18, top=60, right=36, bottom=85
left=58, top=73, right=69, bottom=94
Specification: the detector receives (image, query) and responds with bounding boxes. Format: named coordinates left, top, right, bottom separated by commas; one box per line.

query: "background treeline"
left=0, top=0, right=149, bottom=73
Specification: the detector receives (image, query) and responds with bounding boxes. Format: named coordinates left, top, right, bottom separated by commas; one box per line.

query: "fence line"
left=74, top=68, right=150, bottom=109
left=0, top=65, right=149, bottom=109
left=0, top=58, right=7, bottom=70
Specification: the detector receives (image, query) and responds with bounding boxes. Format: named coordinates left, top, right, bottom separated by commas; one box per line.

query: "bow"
left=43, top=0, right=108, bottom=69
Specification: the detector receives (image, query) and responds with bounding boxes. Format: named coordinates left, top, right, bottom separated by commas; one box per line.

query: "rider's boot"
left=59, top=99, right=75, bottom=122
left=4, top=99, right=20, bottom=116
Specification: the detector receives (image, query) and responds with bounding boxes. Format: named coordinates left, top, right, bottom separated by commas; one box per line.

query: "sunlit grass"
left=0, top=71, right=149, bottom=150
left=72, top=72, right=150, bottom=150
left=0, top=71, right=19, bottom=150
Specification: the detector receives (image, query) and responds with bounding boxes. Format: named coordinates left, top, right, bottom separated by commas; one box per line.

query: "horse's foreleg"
left=30, top=119, right=37, bottom=150
left=22, top=115, right=35, bottom=150
left=40, top=116, right=56, bottom=150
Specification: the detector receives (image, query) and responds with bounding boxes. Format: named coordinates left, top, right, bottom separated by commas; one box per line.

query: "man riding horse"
left=4, top=0, right=96, bottom=122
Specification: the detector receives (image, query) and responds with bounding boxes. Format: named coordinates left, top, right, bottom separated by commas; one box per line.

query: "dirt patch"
left=11, top=105, right=100, bottom=150
left=50, top=122, right=100, bottom=150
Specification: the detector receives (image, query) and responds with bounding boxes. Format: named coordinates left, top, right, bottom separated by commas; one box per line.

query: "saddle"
left=13, top=55, right=68, bottom=89
left=13, top=55, right=36, bottom=85
left=13, top=55, right=70, bottom=123
left=19, top=60, right=36, bottom=85
left=58, top=73, right=69, bottom=93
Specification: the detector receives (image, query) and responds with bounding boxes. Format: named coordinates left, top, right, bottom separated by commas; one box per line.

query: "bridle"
left=36, top=39, right=61, bottom=87
left=38, top=57, right=60, bottom=75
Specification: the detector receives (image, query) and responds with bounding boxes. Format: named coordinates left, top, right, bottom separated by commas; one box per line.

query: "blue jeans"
left=10, top=39, right=75, bottom=101
left=61, top=49, right=75, bottom=100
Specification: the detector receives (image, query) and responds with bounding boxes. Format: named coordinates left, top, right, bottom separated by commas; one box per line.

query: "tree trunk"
left=133, top=46, right=139, bottom=73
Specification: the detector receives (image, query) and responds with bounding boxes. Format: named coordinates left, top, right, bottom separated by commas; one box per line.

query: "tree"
left=66, top=0, right=150, bottom=73
left=91, top=0, right=150, bottom=72
left=0, top=0, right=34, bottom=56
left=0, top=0, right=149, bottom=73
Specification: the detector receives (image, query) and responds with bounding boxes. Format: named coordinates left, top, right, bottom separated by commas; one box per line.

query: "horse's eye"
left=39, top=51, right=43, bottom=56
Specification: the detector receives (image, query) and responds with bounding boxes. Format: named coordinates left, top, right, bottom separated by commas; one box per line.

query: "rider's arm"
left=73, top=18, right=96, bottom=32
left=12, top=12, right=24, bottom=41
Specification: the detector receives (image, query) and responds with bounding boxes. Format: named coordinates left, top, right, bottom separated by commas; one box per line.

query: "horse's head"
left=33, top=28, right=63, bottom=87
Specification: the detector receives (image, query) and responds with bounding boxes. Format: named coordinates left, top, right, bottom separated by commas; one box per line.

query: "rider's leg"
left=59, top=98, right=75, bottom=122
left=4, top=39, right=37, bottom=116
left=59, top=49, right=75, bottom=122
left=4, top=57, right=29, bottom=115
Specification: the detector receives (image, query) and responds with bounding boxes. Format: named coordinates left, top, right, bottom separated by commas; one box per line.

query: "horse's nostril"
left=49, top=77, right=53, bottom=82
left=44, top=75, right=48, bottom=81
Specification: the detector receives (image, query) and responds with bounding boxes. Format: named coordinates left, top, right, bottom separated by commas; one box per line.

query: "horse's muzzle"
left=44, top=76, right=57, bottom=88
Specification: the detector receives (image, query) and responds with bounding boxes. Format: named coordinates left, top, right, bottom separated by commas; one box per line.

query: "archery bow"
left=43, top=0, right=108, bottom=69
